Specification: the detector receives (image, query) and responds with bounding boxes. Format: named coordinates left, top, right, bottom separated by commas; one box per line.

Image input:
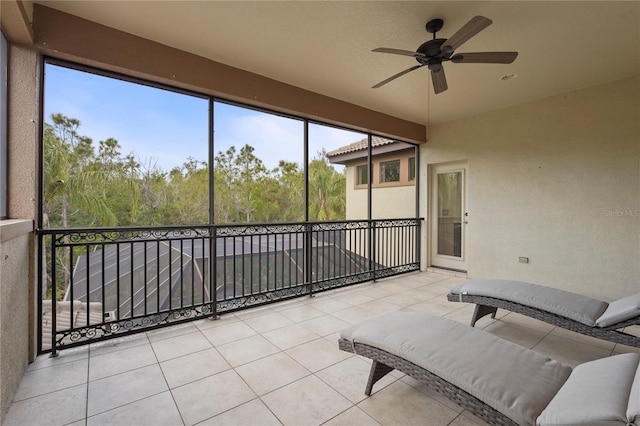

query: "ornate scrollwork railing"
left=39, top=218, right=422, bottom=354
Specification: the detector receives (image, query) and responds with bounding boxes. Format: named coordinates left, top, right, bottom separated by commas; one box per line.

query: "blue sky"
left=44, top=64, right=361, bottom=172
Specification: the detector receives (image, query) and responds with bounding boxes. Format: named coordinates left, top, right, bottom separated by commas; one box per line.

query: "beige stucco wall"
left=345, top=166, right=418, bottom=267
left=422, top=75, right=640, bottom=300
left=0, top=44, right=39, bottom=423
left=345, top=167, right=416, bottom=220
left=0, top=220, right=33, bottom=422
left=8, top=45, right=38, bottom=220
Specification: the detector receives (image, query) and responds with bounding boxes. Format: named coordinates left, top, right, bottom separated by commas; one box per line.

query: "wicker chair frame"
left=338, top=338, right=518, bottom=426
left=447, top=293, right=640, bottom=347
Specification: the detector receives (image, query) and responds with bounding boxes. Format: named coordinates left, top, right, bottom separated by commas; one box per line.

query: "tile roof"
left=325, top=136, right=396, bottom=157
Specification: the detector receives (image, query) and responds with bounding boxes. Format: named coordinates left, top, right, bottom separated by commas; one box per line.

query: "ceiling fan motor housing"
left=417, top=39, right=446, bottom=57
left=416, top=39, right=448, bottom=71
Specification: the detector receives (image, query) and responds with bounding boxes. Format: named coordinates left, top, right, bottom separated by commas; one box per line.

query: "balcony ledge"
left=0, top=219, right=34, bottom=243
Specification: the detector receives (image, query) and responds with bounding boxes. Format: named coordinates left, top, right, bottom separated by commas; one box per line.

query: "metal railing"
left=38, top=218, right=422, bottom=354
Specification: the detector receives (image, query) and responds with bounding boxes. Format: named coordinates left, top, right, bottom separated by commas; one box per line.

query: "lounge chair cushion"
left=595, top=293, right=640, bottom=327
left=451, top=279, right=609, bottom=326
left=536, top=353, right=640, bottom=425
left=629, top=364, right=640, bottom=424
left=340, top=311, right=571, bottom=425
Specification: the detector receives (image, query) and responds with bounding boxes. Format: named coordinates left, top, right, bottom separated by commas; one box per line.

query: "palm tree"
left=43, top=114, right=118, bottom=228
left=308, top=150, right=346, bottom=221
left=42, top=114, right=118, bottom=299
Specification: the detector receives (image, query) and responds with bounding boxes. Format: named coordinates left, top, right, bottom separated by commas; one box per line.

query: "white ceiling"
left=30, top=1, right=640, bottom=125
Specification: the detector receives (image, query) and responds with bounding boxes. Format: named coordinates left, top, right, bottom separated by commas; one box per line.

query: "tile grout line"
left=85, top=345, right=91, bottom=424
left=13, top=272, right=634, bottom=426
left=149, top=328, right=188, bottom=426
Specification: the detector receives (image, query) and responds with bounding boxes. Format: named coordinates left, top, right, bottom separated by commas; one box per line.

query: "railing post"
left=210, top=225, right=217, bottom=319
left=305, top=222, right=314, bottom=297
left=372, top=220, right=377, bottom=282
left=37, top=230, right=43, bottom=354
left=416, top=219, right=422, bottom=268
left=50, top=232, right=58, bottom=357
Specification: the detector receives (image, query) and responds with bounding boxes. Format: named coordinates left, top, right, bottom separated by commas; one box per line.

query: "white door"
left=430, top=162, right=467, bottom=271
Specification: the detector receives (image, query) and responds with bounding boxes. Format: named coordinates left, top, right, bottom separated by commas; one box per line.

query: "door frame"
left=429, top=161, right=468, bottom=272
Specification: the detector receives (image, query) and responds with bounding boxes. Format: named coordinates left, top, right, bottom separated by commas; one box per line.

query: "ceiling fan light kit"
left=372, top=15, right=518, bottom=94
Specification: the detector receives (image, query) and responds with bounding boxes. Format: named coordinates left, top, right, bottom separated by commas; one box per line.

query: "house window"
left=1, top=32, right=7, bottom=218
left=380, top=160, right=400, bottom=183
left=408, top=157, right=416, bottom=181
left=356, top=164, right=368, bottom=185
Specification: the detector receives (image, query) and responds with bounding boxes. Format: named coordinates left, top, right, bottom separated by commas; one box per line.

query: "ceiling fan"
left=372, top=16, right=518, bottom=94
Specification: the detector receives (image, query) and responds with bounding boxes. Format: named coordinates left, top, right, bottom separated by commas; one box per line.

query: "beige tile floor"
left=5, top=271, right=639, bottom=426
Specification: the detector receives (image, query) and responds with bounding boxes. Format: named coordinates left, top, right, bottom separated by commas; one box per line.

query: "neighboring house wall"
left=344, top=170, right=417, bottom=267
left=421, top=75, right=640, bottom=300
left=345, top=152, right=416, bottom=220
left=346, top=171, right=416, bottom=220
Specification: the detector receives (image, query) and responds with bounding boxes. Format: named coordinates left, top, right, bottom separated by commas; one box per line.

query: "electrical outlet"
left=519, top=257, right=529, bottom=264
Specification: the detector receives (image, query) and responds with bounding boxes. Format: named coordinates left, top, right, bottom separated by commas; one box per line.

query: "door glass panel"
left=437, top=171, right=462, bottom=257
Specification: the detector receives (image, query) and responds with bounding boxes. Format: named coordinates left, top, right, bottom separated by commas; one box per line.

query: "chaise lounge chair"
left=447, top=279, right=640, bottom=348
left=338, top=311, right=640, bottom=426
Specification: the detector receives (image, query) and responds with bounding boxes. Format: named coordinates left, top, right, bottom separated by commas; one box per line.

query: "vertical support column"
left=303, top=122, right=313, bottom=296
left=7, top=39, right=39, bottom=373
left=209, top=225, right=217, bottom=318
left=366, top=135, right=375, bottom=281
left=371, top=220, right=377, bottom=281
left=50, top=234, right=58, bottom=357
left=305, top=223, right=313, bottom=297
left=208, top=99, right=215, bottom=227
left=36, top=232, right=43, bottom=354
left=414, top=144, right=421, bottom=268
left=208, top=99, right=217, bottom=318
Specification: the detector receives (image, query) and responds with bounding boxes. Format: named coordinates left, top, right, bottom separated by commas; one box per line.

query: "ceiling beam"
left=1, top=1, right=34, bottom=45
left=31, top=4, right=426, bottom=144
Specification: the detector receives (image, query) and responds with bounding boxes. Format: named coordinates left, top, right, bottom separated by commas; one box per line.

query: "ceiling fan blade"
left=431, top=68, right=448, bottom=94
left=451, top=51, right=518, bottom=64
left=372, top=65, right=423, bottom=89
left=441, top=16, right=492, bottom=53
left=372, top=47, right=425, bottom=58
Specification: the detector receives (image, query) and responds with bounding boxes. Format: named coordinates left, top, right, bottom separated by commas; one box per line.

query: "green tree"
left=168, top=157, right=209, bottom=224
left=213, top=146, right=239, bottom=223
left=270, top=160, right=304, bottom=221
left=42, top=114, right=118, bottom=298
left=44, top=116, right=348, bottom=228
left=43, top=114, right=118, bottom=229
left=95, top=140, right=142, bottom=225
left=308, top=150, right=346, bottom=220
left=234, top=144, right=268, bottom=223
